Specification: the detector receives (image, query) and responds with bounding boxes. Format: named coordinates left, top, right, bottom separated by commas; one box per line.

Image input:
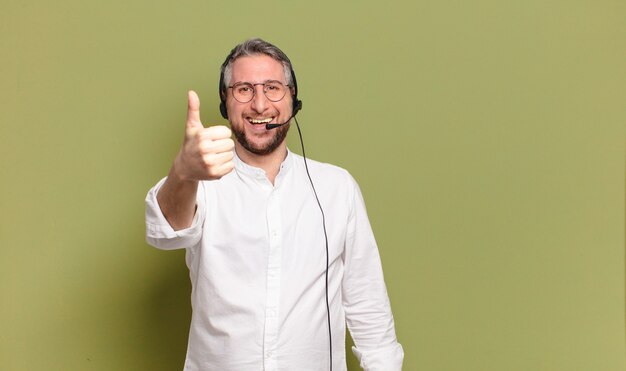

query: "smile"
left=247, top=117, right=274, bottom=124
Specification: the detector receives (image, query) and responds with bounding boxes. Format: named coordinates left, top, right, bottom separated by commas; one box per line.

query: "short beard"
left=232, top=123, right=290, bottom=156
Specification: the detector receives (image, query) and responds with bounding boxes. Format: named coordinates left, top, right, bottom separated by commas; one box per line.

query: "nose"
left=250, top=85, right=269, bottom=113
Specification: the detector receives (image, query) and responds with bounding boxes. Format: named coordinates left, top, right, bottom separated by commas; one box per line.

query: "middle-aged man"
left=145, top=38, right=403, bottom=370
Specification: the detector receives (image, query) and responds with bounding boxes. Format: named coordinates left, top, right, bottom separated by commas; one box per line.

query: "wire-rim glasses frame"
left=227, top=80, right=292, bottom=103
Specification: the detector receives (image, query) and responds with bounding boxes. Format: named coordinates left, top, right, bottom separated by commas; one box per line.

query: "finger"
left=212, top=159, right=235, bottom=177
left=200, top=138, right=235, bottom=154
left=186, top=90, right=203, bottom=130
left=203, top=151, right=234, bottom=166
left=200, top=125, right=232, bottom=140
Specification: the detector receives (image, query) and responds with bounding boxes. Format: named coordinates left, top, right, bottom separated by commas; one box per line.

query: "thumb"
left=186, top=90, right=203, bottom=131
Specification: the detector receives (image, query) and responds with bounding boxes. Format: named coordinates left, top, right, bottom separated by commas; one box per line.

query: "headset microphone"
left=266, top=122, right=288, bottom=130
left=265, top=101, right=302, bottom=130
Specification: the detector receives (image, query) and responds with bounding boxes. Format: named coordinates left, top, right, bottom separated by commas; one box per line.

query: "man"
left=145, top=38, right=403, bottom=370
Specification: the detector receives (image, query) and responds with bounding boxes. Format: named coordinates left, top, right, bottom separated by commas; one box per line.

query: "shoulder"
left=290, top=152, right=356, bottom=186
left=289, top=152, right=363, bottom=209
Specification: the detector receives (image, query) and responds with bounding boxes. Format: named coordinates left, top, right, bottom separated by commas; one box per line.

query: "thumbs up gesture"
left=173, top=91, right=235, bottom=181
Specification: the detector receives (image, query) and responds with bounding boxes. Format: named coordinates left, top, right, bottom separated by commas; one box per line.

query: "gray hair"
left=221, top=38, right=294, bottom=90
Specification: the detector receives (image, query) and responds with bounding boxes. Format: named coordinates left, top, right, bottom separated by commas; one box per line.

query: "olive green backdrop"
left=1, top=0, right=624, bottom=370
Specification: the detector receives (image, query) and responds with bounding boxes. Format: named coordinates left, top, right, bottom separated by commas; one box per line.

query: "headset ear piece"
left=293, top=99, right=303, bottom=115
left=218, top=63, right=228, bottom=119
left=219, top=101, right=228, bottom=119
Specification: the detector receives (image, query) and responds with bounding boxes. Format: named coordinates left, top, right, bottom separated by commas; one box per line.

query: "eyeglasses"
left=227, top=80, right=290, bottom=103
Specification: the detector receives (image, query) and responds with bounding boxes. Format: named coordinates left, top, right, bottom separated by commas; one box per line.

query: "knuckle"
left=206, top=168, right=222, bottom=179
left=198, top=139, right=215, bottom=154
left=210, top=125, right=231, bottom=138
left=197, top=142, right=208, bottom=154
left=203, top=155, right=216, bottom=167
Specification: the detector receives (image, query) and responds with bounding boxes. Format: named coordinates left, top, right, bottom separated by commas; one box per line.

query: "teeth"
left=249, top=117, right=273, bottom=124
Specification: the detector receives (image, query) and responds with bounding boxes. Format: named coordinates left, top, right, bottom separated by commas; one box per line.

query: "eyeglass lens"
left=231, top=81, right=287, bottom=103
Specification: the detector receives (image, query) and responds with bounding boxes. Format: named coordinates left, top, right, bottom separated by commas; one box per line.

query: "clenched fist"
left=173, top=91, right=235, bottom=181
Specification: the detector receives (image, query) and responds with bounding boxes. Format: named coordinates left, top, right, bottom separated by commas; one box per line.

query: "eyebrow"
left=231, top=79, right=285, bottom=86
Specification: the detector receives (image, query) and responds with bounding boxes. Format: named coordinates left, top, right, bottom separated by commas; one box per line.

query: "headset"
left=217, top=50, right=332, bottom=370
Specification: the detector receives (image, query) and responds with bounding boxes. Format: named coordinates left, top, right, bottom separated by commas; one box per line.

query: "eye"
left=265, top=82, right=283, bottom=91
left=236, top=85, right=253, bottom=94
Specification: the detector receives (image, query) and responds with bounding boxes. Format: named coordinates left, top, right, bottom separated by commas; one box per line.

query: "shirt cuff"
left=145, top=177, right=205, bottom=250
left=352, top=343, right=404, bottom=371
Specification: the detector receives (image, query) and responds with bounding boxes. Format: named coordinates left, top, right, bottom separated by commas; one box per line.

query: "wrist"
left=170, top=152, right=196, bottom=184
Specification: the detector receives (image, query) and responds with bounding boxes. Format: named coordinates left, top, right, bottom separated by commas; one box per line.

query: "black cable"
left=294, top=117, right=332, bottom=371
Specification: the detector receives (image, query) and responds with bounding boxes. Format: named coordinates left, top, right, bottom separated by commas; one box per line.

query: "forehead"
left=230, top=55, right=285, bottom=83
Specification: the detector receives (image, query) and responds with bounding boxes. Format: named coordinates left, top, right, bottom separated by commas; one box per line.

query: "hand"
left=173, top=91, right=235, bottom=181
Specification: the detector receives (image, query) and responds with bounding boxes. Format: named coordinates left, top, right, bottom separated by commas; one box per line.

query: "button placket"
left=263, top=189, right=282, bottom=370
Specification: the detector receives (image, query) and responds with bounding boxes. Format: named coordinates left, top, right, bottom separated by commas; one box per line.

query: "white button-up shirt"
left=145, top=150, right=403, bottom=370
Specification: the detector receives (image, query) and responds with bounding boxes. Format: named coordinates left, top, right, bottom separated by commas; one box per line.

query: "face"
left=225, top=55, right=294, bottom=156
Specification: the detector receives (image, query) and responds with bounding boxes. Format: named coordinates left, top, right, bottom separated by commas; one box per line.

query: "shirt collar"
left=233, top=148, right=294, bottom=181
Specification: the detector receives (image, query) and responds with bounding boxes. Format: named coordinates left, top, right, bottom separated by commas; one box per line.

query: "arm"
left=342, top=178, right=404, bottom=370
left=145, top=91, right=234, bottom=249
left=156, top=165, right=199, bottom=231
left=157, top=90, right=235, bottom=230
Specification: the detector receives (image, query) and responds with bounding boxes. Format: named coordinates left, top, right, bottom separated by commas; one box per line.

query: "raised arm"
left=156, top=91, right=235, bottom=230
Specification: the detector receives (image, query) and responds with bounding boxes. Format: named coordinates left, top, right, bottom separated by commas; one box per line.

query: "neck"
left=235, top=142, right=287, bottom=185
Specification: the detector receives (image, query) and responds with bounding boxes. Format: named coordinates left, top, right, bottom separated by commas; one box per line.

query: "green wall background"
left=1, top=0, right=624, bottom=370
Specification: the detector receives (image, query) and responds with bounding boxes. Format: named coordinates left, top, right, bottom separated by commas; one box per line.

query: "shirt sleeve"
left=342, top=176, right=404, bottom=370
left=145, top=177, right=206, bottom=250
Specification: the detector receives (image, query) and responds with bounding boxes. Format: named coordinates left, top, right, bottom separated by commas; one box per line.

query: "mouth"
left=247, top=117, right=275, bottom=125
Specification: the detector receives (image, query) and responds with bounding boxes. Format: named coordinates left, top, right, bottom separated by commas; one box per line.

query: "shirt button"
left=266, top=351, right=273, bottom=358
